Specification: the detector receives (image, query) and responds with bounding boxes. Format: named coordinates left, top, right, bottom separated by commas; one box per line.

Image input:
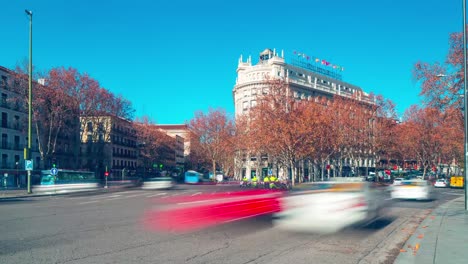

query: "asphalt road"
left=0, top=185, right=463, bottom=264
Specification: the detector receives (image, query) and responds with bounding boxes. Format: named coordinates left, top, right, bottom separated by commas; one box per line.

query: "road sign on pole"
left=25, top=160, right=33, bottom=171
left=50, top=167, right=58, bottom=176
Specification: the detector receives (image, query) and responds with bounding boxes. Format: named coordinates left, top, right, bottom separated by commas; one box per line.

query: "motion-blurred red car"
left=144, top=190, right=283, bottom=232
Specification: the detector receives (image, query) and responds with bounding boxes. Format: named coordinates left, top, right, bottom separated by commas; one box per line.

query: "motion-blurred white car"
left=391, top=180, right=434, bottom=200
left=434, top=179, right=448, bottom=188
left=273, top=178, right=385, bottom=234
left=393, top=178, right=404, bottom=186
left=142, top=177, right=174, bottom=190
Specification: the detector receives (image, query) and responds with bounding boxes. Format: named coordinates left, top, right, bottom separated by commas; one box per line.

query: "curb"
left=0, top=185, right=138, bottom=200
left=393, top=197, right=463, bottom=264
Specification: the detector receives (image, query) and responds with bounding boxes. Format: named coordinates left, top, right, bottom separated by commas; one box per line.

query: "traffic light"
left=159, top=164, right=163, bottom=169
left=104, top=171, right=109, bottom=177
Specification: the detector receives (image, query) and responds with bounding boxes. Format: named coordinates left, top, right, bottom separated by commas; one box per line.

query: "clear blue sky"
left=1, top=0, right=461, bottom=124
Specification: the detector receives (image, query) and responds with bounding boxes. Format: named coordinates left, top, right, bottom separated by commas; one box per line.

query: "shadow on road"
left=359, top=216, right=396, bottom=230
left=0, top=197, right=36, bottom=203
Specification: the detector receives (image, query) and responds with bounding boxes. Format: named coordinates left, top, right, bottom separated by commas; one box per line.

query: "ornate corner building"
left=232, top=49, right=376, bottom=180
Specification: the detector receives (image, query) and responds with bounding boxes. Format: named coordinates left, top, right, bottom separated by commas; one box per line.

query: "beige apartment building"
left=156, top=125, right=190, bottom=170
left=80, top=115, right=138, bottom=179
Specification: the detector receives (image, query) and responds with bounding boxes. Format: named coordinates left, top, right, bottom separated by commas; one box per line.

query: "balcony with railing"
left=112, top=139, right=137, bottom=148
left=1, top=142, right=32, bottom=151
left=111, top=127, right=137, bottom=138
left=112, top=152, right=138, bottom=159
left=287, top=78, right=375, bottom=104
left=0, top=99, right=25, bottom=112
left=0, top=122, right=23, bottom=131
left=0, top=162, right=13, bottom=169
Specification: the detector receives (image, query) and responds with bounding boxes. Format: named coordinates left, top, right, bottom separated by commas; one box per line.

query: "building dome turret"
left=259, top=48, right=273, bottom=61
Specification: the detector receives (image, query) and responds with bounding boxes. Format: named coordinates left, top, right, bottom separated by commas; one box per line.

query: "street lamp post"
left=25, top=9, right=33, bottom=194
left=463, top=0, right=468, bottom=211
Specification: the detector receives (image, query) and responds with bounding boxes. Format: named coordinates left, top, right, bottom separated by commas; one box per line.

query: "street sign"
left=25, top=160, right=33, bottom=171
left=50, top=167, right=58, bottom=176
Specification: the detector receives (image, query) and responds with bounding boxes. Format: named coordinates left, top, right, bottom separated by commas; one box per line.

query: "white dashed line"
left=78, top=200, right=99, bottom=205
left=147, top=193, right=167, bottom=197
left=102, top=194, right=121, bottom=199
left=126, top=193, right=149, bottom=198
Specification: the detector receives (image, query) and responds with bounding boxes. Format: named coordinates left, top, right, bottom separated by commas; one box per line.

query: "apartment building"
left=80, top=115, right=138, bottom=179
left=0, top=66, right=40, bottom=187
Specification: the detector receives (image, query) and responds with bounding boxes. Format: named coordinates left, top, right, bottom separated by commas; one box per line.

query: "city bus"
left=184, top=170, right=203, bottom=184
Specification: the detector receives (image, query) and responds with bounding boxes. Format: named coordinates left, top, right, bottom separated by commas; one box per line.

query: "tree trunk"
left=321, top=162, right=325, bottom=181
left=212, top=159, right=216, bottom=181
left=290, top=160, right=295, bottom=186
left=313, top=163, right=319, bottom=182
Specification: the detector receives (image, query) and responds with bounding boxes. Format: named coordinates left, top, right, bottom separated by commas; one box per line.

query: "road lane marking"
left=442, top=192, right=463, bottom=195
left=78, top=200, right=99, bottom=205
left=191, top=192, right=202, bottom=196
left=69, top=196, right=94, bottom=200
left=116, top=190, right=141, bottom=195
left=104, top=197, right=124, bottom=201
left=126, top=193, right=148, bottom=198
left=147, top=193, right=167, bottom=197
left=103, top=194, right=121, bottom=199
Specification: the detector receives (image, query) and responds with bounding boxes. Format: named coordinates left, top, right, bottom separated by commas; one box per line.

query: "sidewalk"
left=0, top=188, right=32, bottom=198
left=0, top=181, right=137, bottom=199
left=394, top=196, right=468, bottom=264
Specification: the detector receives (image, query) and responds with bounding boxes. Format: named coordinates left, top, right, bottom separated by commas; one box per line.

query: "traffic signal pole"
left=105, top=166, right=108, bottom=189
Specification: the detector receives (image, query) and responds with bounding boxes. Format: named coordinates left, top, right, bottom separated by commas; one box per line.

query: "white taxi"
left=273, top=178, right=385, bottom=234
left=391, top=179, right=434, bottom=200
left=434, top=179, right=448, bottom=188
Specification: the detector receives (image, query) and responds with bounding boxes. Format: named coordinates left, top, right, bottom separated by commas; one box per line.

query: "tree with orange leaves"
left=301, top=96, right=341, bottom=180
left=369, top=94, right=400, bottom=170
left=133, top=116, right=176, bottom=177
left=188, top=108, right=235, bottom=180
left=414, top=32, right=464, bottom=112
left=398, top=106, right=448, bottom=177
left=413, top=31, right=464, bottom=173
left=247, top=78, right=312, bottom=185
left=10, top=66, right=134, bottom=170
